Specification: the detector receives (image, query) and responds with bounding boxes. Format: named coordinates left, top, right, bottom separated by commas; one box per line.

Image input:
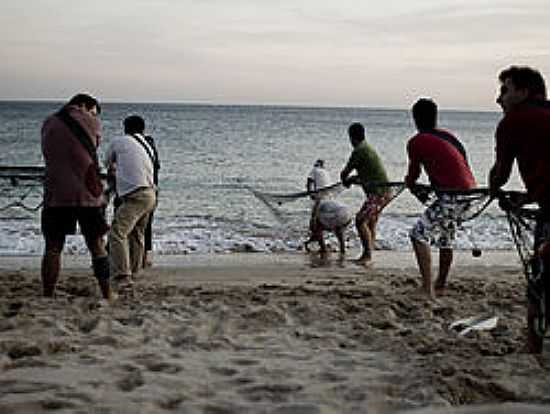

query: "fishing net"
left=0, top=167, right=113, bottom=216
left=0, top=167, right=44, bottom=214
left=250, top=182, right=345, bottom=208
left=498, top=191, right=537, bottom=278
left=497, top=191, right=547, bottom=339
left=250, top=181, right=406, bottom=222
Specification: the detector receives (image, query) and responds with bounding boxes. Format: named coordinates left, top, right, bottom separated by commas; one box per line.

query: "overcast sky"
left=2, top=0, right=549, bottom=110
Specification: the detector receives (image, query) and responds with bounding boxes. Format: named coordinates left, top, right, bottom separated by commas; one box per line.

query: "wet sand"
left=1, top=250, right=549, bottom=413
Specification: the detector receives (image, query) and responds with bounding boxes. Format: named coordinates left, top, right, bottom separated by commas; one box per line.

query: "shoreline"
left=0, top=249, right=523, bottom=273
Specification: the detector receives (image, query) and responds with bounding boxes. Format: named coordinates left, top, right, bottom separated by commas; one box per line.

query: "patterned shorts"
left=410, top=195, right=468, bottom=248
left=356, top=192, right=391, bottom=223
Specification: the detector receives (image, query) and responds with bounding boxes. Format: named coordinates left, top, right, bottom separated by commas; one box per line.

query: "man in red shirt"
left=489, top=65, right=550, bottom=353
left=41, top=94, right=113, bottom=301
left=405, top=98, right=476, bottom=300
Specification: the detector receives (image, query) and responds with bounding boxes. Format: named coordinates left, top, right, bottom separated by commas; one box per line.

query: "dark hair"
left=67, top=93, right=101, bottom=114
left=124, top=115, right=145, bottom=134
left=498, top=66, right=547, bottom=99
left=348, top=122, right=365, bottom=143
left=412, top=98, right=437, bottom=131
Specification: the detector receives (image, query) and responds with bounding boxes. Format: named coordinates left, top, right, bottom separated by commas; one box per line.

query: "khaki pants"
left=109, top=187, right=156, bottom=277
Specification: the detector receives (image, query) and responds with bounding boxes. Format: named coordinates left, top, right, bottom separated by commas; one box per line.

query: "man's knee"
left=84, top=234, right=107, bottom=257
left=44, top=236, right=65, bottom=256
left=355, top=214, right=367, bottom=231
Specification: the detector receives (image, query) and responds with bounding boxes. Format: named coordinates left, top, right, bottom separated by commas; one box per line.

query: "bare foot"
left=104, top=291, right=119, bottom=306
left=411, top=286, right=437, bottom=302
left=143, top=251, right=153, bottom=268
left=434, top=278, right=447, bottom=296
left=434, top=286, right=446, bottom=296
left=353, top=255, right=372, bottom=267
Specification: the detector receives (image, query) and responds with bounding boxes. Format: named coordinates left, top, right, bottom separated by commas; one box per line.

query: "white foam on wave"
left=0, top=213, right=517, bottom=256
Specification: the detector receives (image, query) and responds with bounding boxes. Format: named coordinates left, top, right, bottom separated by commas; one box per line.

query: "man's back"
left=346, top=141, right=388, bottom=195
left=406, top=128, right=475, bottom=190
left=106, top=134, right=155, bottom=197
left=41, top=105, right=102, bottom=207
left=308, top=166, right=331, bottom=190
left=496, top=101, right=550, bottom=207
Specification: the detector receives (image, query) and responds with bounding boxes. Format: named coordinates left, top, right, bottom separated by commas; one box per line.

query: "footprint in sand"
left=230, top=358, right=261, bottom=367
left=146, top=360, right=182, bottom=374
left=270, top=404, right=321, bottom=414
left=0, top=379, right=61, bottom=394
left=156, top=395, right=187, bottom=410
left=239, top=383, right=304, bottom=403
left=3, top=301, right=23, bottom=318
left=116, top=369, right=145, bottom=392
left=7, top=343, right=42, bottom=360
left=40, top=398, right=79, bottom=410
left=209, top=366, right=239, bottom=376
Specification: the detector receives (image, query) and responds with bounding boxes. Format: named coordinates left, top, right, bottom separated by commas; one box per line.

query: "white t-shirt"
left=105, top=133, right=155, bottom=197
left=307, top=166, right=332, bottom=199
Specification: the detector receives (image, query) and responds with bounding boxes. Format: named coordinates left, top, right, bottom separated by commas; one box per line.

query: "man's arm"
left=340, top=165, right=354, bottom=187
left=488, top=122, right=515, bottom=193
left=340, top=153, right=356, bottom=187
left=488, top=161, right=513, bottom=193
left=404, top=142, right=421, bottom=188
left=104, top=143, right=116, bottom=170
left=306, top=177, right=315, bottom=193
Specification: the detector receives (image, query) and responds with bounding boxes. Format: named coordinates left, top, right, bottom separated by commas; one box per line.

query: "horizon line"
left=0, top=98, right=499, bottom=113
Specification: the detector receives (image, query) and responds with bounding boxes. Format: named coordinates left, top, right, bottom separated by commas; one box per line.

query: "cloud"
left=1, top=0, right=550, bottom=109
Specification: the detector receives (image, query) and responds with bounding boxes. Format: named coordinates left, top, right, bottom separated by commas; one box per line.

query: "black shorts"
left=41, top=207, right=109, bottom=239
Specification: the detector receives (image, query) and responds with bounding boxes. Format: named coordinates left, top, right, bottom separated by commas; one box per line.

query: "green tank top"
left=345, top=141, right=388, bottom=195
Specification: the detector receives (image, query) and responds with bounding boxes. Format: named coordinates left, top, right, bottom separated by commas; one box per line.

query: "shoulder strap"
left=429, top=129, right=468, bottom=164
left=144, top=135, right=160, bottom=169
left=56, top=107, right=98, bottom=165
left=132, top=134, right=155, bottom=166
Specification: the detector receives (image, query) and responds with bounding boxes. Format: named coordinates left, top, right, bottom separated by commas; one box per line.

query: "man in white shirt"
left=305, top=159, right=350, bottom=256
left=105, top=115, right=156, bottom=284
left=306, top=160, right=332, bottom=249
left=307, top=159, right=331, bottom=196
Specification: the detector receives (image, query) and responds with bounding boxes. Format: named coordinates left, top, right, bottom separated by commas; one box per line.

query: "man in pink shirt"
left=405, top=98, right=476, bottom=300
left=41, top=93, right=113, bottom=301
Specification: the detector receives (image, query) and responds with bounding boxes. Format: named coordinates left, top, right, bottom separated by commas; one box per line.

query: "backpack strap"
left=56, top=107, right=99, bottom=166
left=132, top=133, right=155, bottom=166
left=430, top=129, right=469, bottom=165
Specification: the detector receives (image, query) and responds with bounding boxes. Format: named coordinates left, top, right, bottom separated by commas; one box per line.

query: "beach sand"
left=1, top=250, right=549, bottom=413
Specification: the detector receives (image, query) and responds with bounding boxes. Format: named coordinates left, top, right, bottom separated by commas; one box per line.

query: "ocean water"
left=0, top=101, right=524, bottom=256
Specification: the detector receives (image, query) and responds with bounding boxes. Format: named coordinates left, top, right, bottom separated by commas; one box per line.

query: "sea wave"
left=0, top=213, right=518, bottom=256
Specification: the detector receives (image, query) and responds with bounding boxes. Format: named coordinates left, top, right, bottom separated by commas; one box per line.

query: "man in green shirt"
left=340, top=122, right=390, bottom=265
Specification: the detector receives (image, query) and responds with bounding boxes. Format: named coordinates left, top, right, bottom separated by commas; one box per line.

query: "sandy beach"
left=1, top=250, right=549, bottom=413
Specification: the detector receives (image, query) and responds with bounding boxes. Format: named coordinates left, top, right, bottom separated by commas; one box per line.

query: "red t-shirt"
left=406, top=128, right=476, bottom=190
left=494, top=101, right=550, bottom=207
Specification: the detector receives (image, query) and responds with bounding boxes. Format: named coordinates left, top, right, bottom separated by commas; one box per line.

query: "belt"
left=121, top=186, right=151, bottom=199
